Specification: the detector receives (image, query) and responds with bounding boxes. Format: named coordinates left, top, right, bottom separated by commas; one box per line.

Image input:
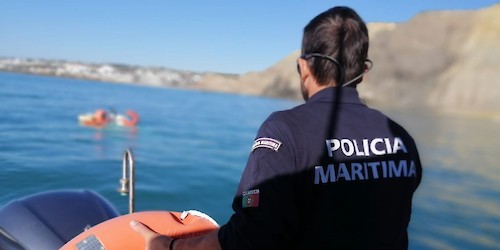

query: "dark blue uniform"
left=219, top=87, right=422, bottom=249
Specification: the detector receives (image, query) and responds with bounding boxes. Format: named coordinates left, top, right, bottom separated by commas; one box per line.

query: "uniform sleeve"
left=218, top=115, right=301, bottom=250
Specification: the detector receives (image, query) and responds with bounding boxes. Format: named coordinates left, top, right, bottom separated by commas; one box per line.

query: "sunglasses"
left=296, top=53, right=344, bottom=83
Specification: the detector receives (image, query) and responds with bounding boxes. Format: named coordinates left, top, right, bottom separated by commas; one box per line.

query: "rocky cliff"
left=196, top=4, right=500, bottom=114
left=1, top=4, right=499, bottom=114
left=361, top=4, right=500, bottom=114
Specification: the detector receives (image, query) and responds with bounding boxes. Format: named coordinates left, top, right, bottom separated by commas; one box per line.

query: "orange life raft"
left=61, top=210, right=219, bottom=250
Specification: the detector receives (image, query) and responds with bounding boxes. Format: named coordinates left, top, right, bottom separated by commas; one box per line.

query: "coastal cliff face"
left=1, top=5, right=499, bottom=114
left=197, top=4, right=500, bottom=114
left=361, top=4, right=500, bottom=114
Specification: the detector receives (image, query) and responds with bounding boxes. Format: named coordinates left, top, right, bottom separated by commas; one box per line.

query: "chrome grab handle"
left=118, top=148, right=135, bottom=214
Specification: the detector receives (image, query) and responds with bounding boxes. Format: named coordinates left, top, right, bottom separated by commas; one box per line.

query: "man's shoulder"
left=268, top=102, right=316, bottom=119
left=266, top=106, right=300, bottom=123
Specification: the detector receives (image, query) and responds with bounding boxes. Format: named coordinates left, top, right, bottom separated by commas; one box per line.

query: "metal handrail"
left=118, top=148, right=135, bottom=213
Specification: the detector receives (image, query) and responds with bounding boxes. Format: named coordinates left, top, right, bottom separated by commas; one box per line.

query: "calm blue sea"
left=0, top=72, right=499, bottom=249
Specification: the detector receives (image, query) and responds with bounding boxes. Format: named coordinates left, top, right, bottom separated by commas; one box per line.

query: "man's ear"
left=298, top=58, right=310, bottom=82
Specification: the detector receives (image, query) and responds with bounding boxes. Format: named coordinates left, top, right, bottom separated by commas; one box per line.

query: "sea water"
left=0, top=72, right=498, bottom=249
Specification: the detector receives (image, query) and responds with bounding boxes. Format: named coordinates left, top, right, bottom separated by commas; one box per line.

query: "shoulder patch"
left=252, top=137, right=282, bottom=152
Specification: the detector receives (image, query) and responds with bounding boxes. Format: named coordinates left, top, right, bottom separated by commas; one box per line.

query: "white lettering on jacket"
left=314, top=160, right=418, bottom=184
left=325, top=137, right=408, bottom=157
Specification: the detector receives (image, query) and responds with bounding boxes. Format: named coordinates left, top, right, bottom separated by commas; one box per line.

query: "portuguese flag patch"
left=242, top=189, right=260, bottom=208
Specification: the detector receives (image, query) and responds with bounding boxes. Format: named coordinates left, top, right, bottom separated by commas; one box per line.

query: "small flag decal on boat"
left=242, top=189, right=260, bottom=208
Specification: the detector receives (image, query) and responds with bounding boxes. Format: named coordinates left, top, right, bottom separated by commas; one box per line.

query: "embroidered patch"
left=252, top=137, right=282, bottom=152
left=242, top=189, right=260, bottom=208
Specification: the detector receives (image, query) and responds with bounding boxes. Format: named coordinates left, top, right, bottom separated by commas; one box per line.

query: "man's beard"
left=300, top=80, right=308, bottom=101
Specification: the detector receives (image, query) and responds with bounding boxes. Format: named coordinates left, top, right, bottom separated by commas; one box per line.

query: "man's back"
left=270, top=87, right=422, bottom=249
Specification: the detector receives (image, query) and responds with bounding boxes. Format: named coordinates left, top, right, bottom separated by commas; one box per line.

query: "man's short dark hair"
left=302, top=6, right=369, bottom=86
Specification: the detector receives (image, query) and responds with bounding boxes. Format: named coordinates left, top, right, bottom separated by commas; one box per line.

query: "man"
left=131, top=6, right=422, bottom=250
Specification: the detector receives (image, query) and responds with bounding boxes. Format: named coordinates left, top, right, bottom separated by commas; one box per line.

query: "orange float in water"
left=78, top=109, right=139, bottom=128
left=116, top=110, right=139, bottom=127
left=61, top=210, right=219, bottom=250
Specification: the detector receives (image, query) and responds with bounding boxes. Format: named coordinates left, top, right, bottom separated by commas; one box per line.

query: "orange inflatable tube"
left=60, top=210, right=218, bottom=250
left=122, top=110, right=139, bottom=127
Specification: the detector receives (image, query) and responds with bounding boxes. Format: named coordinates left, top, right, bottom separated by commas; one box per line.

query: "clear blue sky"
left=0, top=0, right=497, bottom=74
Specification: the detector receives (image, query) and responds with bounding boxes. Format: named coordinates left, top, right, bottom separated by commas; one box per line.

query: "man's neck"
left=307, top=81, right=338, bottom=99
